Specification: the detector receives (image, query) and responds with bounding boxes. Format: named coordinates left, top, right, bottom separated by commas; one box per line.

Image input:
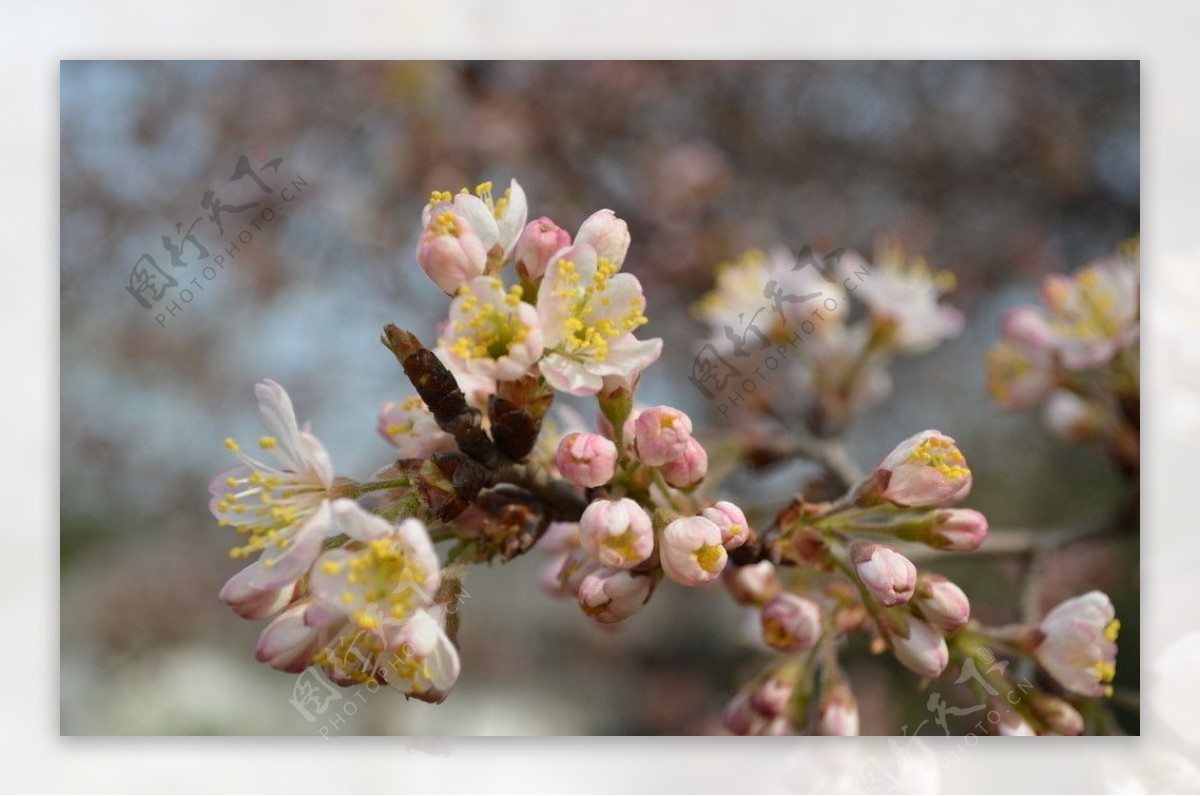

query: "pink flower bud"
left=255, top=601, right=320, bottom=672
left=633, top=405, right=693, bottom=466
left=579, top=498, right=655, bottom=569
left=928, top=508, right=989, bottom=551
left=701, top=500, right=752, bottom=549
left=724, top=693, right=762, bottom=736
left=416, top=210, right=489, bottom=295
left=1035, top=590, right=1119, bottom=697
left=873, top=429, right=972, bottom=507
left=888, top=616, right=949, bottom=678
left=555, top=432, right=619, bottom=488
left=915, top=574, right=971, bottom=632
left=514, top=217, right=571, bottom=281
left=661, top=438, right=709, bottom=488
left=574, top=209, right=630, bottom=268
left=1028, top=692, right=1085, bottom=736
left=577, top=567, right=655, bottom=623
left=660, top=515, right=727, bottom=586
left=817, top=679, right=860, bottom=736
left=723, top=561, right=781, bottom=606
left=752, top=673, right=794, bottom=717
left=760, top=593, right=822, bottom=652
left=851, top=543, right=917, bottom=607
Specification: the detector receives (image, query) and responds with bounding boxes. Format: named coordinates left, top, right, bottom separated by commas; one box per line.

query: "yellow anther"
left=321, top=560, right=343, bottom=575
left=1104, top=619, right=1121, bottom=642
left=258, top=436, right=277, bottom=449
left=695, top=544, right=724, bottom=573
left=223, top=437, right=239, bottom=451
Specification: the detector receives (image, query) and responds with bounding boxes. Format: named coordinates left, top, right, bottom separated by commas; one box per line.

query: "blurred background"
left=60, top=61, right=1139, bottom=735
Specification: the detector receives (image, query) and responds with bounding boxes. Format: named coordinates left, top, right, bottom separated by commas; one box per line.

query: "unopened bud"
left=1028, top=691, right=1085, bottom=736
left=577, top=567, right=655, bottom=623
left=661, top=437, right=709, bottom=488
left=579, top=498, right=655, bottom=569
left=887, top=615, right=949, bottom=679
left=760, top=593, right=822, bottom=652
left=633, top=406, right=693, bottom=466
left=723, top=561, right=781, bottom=606
left=555, top=432, right=619, bottom=488
left=514, top=217, right=571, bottom=282
left=914, top=574, right=971, bottom=632
left=817, top=678, right=860, bottom=736
left=701, top=500, right=752, bottom=549
left=851, top=542, right=917, bottom=607
left=660, top=515, right=727, bottom=586
left=867, top=429, right=972, bottom=508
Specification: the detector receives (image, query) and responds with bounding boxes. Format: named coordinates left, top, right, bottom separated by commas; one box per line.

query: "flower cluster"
left=986, top=241, right=1140, bottom=468
left=540, top=404, right=756, bottom=623
left=209, top=177, right=1127, bottom=735
left=692, top=242, right=962, bottom=434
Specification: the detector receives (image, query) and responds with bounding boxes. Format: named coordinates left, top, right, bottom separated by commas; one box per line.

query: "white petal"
left=248, top=499, right=333, bottom=591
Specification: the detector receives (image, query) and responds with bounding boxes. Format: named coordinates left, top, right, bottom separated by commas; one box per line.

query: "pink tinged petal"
left=496, top=178, right=528, bottom=255
left=396, top=517, right=441, bottom=597
left=890, top=617, right=950, bottom=678
left=331, top=498, right=394, bottom=542
left=255, top=601, right=321, bottom=672
left=575, top=209, right=630, bottom=268
left=219, top=564, right=296, bottom=620
left=453, top=193, right=501, bottom=252
left=426, top=623, right=462, bottom=692
left=247, top=499, right=333, bottom=591
left=592, top=335, right=662, bottom=377
left=254, top=379, right=307, bottom=470
left=539, top=353, right=605, bottom=396
left=309, top=548, right=360, bottom=618
left=298, top=430, right=334, bottom=487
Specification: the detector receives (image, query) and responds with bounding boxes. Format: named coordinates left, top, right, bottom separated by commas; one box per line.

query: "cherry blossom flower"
left=377, top=396, right=457, bottom=459
left=844, top=244, right=963, bottom=355
left=210, top=379, right=337, bottom=593
left=872, top=429, right=972, bottom=508
left=418, top=180, right=528, bottom=293
left=309, top=499, right=440, bottom=631
left=1041, top=253, right=1139, bottom=371
left=536, top=243, right=661, bottom=395
left=439, top=275, right=544, bottom=381
left=1035, top=590, right=1120, bottom=698
left=379, top=606, right=462, bottom=703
